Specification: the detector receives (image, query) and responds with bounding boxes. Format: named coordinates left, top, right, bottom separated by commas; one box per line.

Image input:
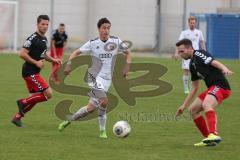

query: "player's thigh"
left=189, top=98, right=203, bottom=115
left=202, top=94, right=218, bottom=112
left=56, top=48, right=64, bottom=59
left=86, top=101, right=97, bottom=113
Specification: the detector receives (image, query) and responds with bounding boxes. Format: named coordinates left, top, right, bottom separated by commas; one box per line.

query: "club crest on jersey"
left=104, top=42, right=117, bottom=51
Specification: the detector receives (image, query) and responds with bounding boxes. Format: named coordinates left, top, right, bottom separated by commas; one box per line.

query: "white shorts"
left=88, top=74, right=111, bottom=107
left=88, top=75, right=111, bottom=92
left=182, top=59, right=190, bottom=70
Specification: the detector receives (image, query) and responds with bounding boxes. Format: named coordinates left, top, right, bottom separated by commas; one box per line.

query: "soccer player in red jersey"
left=175, top=39, right=233, bottom=146
left=11, top=15, right=62, bottom=127
left=49, top=23, right=68, bottom=84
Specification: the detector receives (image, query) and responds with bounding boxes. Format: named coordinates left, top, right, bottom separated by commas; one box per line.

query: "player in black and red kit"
left=11, top=15, right=62, bottom=127
left=49, top=23, right=68, bottom=84
left=175, top=39, right=233, bottom=147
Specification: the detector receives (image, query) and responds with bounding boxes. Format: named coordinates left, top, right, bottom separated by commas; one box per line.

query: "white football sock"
left=70, top=106, right=89, bottom=121
left=183, top=75, right=189, bottom=90
left=98, top=106, right=107, bottom=131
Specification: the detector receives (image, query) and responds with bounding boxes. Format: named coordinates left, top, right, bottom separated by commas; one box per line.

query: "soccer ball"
left=113, top=121, right=131, bottom=138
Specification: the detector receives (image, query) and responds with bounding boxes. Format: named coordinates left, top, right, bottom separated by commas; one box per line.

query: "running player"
left=175, top=39, right=233, bottom=146
left=174, top=16, right=206, bottom=94
left=49, top=23, right=68, bottom=84
left=11, top=15, right=62, bottom=127
left=58, top=18, right=132, bottom=138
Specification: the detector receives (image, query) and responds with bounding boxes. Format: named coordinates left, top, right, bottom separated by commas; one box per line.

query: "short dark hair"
left=97, top=18, right=111, bottom=28
left=176, top=38, right=193, bottom=48
left=37, top=15, right=50, bottom=23
left=59, top=23, right=65, bottom=27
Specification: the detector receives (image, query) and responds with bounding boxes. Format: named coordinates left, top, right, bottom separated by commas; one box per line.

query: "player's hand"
left=64, top=64, right=72, bottom=75
left=53, top=58, right=62, bottom=65
left=175, top=105, right=185, bottom=117
left=222, top=69, right=234, bottom=76
left=35, top=60, right=44, bottom=69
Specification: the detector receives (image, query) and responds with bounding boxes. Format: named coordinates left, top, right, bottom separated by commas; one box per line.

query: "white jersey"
left=179, top=28, right=204, bottom=50
left=79, top=36, right=122, bottom=80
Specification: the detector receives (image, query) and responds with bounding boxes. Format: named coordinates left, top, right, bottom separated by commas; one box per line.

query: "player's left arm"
left=199, top=31, right=206, bottom=50
left=211, top=60, right=233, bottom=76
left=176, top=80, right=200, bottom=117
left=63, top=34, right=68, bottom=51
left=122, top=50, right=132, bottom=77
left=63, top=41, right=67, bottom=51
left=199, top=40, right=206, bottom=50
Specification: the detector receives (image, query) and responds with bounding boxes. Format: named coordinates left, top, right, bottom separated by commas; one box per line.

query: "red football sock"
left=14, top=103, right=37, bottom=120
left=205, top=110, right=218, bottom=135
left=23, top=103, right=37, bottom=114
left=194, top=116, right=209, bottom=137
left=21, top=93, right=47, bottom=106
left=52, top=63, right=60, bottom=80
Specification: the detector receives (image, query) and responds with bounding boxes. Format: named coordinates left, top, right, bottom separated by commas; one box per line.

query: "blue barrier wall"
left=193, top=14, right=240, bottom=59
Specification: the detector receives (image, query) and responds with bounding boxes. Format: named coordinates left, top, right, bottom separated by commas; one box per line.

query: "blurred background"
left=0, top=0, right=240, bottom=58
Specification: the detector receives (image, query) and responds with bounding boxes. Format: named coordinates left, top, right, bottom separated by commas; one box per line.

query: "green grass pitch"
left=0, top=54, right=239, bottom=160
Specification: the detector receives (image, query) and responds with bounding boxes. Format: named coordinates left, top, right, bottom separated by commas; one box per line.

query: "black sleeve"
left=51, top=32, right=56, bottom=40
left=195, top=50, right=214, bottom=65
left=64, top=33, right=68, bottom=42
left=22, top=36, right=35, bottom=51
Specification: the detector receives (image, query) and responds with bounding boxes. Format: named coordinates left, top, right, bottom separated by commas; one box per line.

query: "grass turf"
left=0, top=53, right=239, bottom=160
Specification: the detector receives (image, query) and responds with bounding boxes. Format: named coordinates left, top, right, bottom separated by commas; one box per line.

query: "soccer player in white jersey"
left=174, top=16, right=206, bottom=94
left=58, top=18, right=132, bottom=138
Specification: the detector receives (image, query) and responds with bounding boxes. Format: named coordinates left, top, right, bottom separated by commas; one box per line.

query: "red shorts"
left=24, top=74, right=49, bottom=93
left=198, top=85, right=231, bottom=104
left=50, top=47, right=63, bottom=59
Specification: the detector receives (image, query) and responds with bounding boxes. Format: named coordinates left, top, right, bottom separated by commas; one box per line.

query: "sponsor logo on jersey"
left=99, top=53, right=113, bottom=59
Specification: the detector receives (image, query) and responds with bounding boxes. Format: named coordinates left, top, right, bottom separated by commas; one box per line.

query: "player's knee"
left=100, top=98, right=108, bottom=108
left=188, top=106, right=199, bottom=118
left=43, top=88, right=53, bottom=99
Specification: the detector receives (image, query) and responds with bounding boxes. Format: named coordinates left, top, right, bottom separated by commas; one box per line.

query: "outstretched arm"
left=199, top=40, right=206, bottom=50
left=122, top=50, right=132, bottom=77
left=64, top=49, right=81, bottom=75
left=211, top=60, right=233, bottom=76
left=176, top=80, right=200, bottom=117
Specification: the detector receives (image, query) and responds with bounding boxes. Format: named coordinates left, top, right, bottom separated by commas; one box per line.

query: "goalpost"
left=0, top=0, right=18, bottom=52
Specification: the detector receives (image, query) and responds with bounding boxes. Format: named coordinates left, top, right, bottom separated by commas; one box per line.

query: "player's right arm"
left=64, top=40, right=91, bottom=75
left=51, top=39, right=57, bottom=58
left=19, top=48, right=44, bottom=69
left=64, top=49, right=81, bottom=75
left=199, top=31, right=206, bottom=50
left=173, top=31, right=184, bottom=60
left=176, top=80, right=200, bottom=117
